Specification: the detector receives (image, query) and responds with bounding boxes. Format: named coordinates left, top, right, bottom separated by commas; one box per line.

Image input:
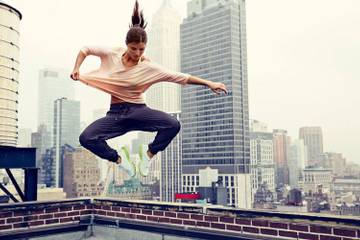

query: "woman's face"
left=126, top=42, right=146, bottom=62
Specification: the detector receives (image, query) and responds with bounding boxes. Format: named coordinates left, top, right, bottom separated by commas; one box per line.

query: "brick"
left=299, top=232, right=319, bottom=240
left=226, top=224, right=241, bottom=232
left=159, top=217, right=170, bottom=223
left=29, top=220, right=45, bottom=226
left=54, top=212, right=67, bottom=218
left=220, top=216, right=234, bottom=224
left=0, top=219, right=5, bottom=224
left=319, top=236, right=341, bottom=240
left=106, top=211, right=115, bottom=217
left=204, top=215, right=219, bottom=222
left=136, top=215, right=147, bottom=220
left=13, top=222, right=28, bottom=228
left=46, top=219, right=60, bottom=224
left=279, top=230, right=298, bottom=238
left=102, top=206, right=111, bottom=210
left=6, top=217, right=23, bottom=223
left=14, top=210, right=30, bottom=217
left=290, top=223, right=309, bottom=232
left=73, top=216, right=80, bottom=221
left=183, top=220, right=196, bottom=226
left=211, top=223, right=226, bottom=230
left=165, top=211, right=176, bottom=218
left=235, top=218, right=251, bottom=225
left=73, top=205, right=86, bottom=210
left=97, top=210, right=106, bottom=216
left=80, top=210, right=92, bottom=215
left=130, top=208, right=141, bottom=214
left=147, top=216, right=159, bottom=222
left=0, top=225, right=12, bottom=230
left=31, top=209, right=45, bottom=215
left=310, top=225, right=332, bottom=234
left=116, top=212, right=126, bottom=218
left=93, top=205, right=102, bottom=210
left=334, top=228, right=356, bottom=237
left=121, top=207, right=131, bottom=212
left=197, top=221, right=210, bottom=227
left=45, top=207, right=59, bottom=213
left=60, top=217, right=73, bottom=223
left=270, top=222, right=288, bottom=230
left=261, top=228, right=278, bottom=236
left=59, top=206, right=72, bottom=211
left=169, top=218, right=182, bottom=225
left=111, top=206, right=121, bottom=211
left=153, top=211, right=164, bottom=216
left=177, top=213, right=190, bottom=219
left=23, top=215, right=39, bottom=221
left=86, top=205, right=93, bottom=209
left=252, top=220, right=269, bottom=227
left=39, top=214, right=54, bottom=220
left=333, top=228, right=356, bottom=237
left=142, top=209, right=153, bottom=215
left=125, top=213, right=136, bottom=219
left=243, top=226, right=260, bottom=234
left=0, top=212, right=12, bottom=218
left=191, top=214, right=204, bottom=221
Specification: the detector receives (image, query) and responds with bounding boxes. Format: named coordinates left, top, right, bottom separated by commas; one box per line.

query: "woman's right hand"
left=70, top=69, right=80, bottom=81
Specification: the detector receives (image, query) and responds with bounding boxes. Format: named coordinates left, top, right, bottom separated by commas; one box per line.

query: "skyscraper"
left=31, top=124, right=51, bottom=183
left=0, top=1, right=22, bottom=146
left=181, top=0, right=251, bottom=208
left=53, top=97, right=80, bottom=187
left=137, top=0, right=183, bottom=197
left=146, top=0, right=182, bottom=112
left=250, top=120, right=275, bottom=201
left=160, top=112, right=182, bottom=202
left=288, top=139, right=308, bottom=188
left=38, top=67, right=75, bottom=145
left=299, top=127, right=324, bottom=167
left=273, top=129, right=290, bottom=187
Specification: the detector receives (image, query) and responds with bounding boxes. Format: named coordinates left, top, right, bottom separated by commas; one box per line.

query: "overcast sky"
left=7, top=0, right=360, bottom=164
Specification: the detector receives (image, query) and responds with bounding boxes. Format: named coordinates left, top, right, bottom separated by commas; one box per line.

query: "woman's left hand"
left=209, top=82, right=228, bottom=95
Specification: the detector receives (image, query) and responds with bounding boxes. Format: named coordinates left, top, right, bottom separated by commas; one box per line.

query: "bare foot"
left=147, top=150, right=154, bottom=159
left=116, top=156, right=122, bottom=164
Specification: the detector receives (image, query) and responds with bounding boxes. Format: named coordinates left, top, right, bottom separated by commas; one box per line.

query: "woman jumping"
left=70, top=0, right=228, bottom=178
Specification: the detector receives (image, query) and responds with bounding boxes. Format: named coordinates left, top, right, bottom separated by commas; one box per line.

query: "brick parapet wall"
left=0, top=198, right=92, bottom=233
left=1, top=198, right=360, bottom=240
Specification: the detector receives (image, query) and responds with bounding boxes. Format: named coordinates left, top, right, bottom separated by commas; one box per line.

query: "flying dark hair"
left=126, top=0, right=148, bottom=44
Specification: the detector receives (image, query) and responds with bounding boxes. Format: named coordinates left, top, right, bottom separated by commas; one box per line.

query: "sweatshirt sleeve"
left=148, top=62, right=190, bottom=86
left=80, top=46, right=111, bottom=57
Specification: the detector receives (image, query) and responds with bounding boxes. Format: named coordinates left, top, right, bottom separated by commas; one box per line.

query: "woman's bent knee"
left=172, top=120, right=181, bottom=133
left=79, top=133, right=89, bottom=146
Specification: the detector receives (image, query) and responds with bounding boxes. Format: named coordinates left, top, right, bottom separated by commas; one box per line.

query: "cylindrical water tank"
left=0, top=1, right=22, bottom=146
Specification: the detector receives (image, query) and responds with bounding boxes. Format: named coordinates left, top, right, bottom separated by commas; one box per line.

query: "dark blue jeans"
left=79, top=103, right=181, bottom=162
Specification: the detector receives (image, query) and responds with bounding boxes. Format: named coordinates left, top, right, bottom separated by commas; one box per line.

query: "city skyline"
left=8, top=0, right=360, bottom=164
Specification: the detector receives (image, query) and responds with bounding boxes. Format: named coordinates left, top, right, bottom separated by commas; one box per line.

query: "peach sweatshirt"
left=79, top=46, right=190, bottom=104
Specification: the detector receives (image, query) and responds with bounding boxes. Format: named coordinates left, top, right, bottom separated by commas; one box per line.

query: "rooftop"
left=1, top=198, right=360, bottom=240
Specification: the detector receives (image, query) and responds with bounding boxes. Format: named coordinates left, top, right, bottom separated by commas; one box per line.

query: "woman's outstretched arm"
left=188, top=75, right=228, bottom=95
